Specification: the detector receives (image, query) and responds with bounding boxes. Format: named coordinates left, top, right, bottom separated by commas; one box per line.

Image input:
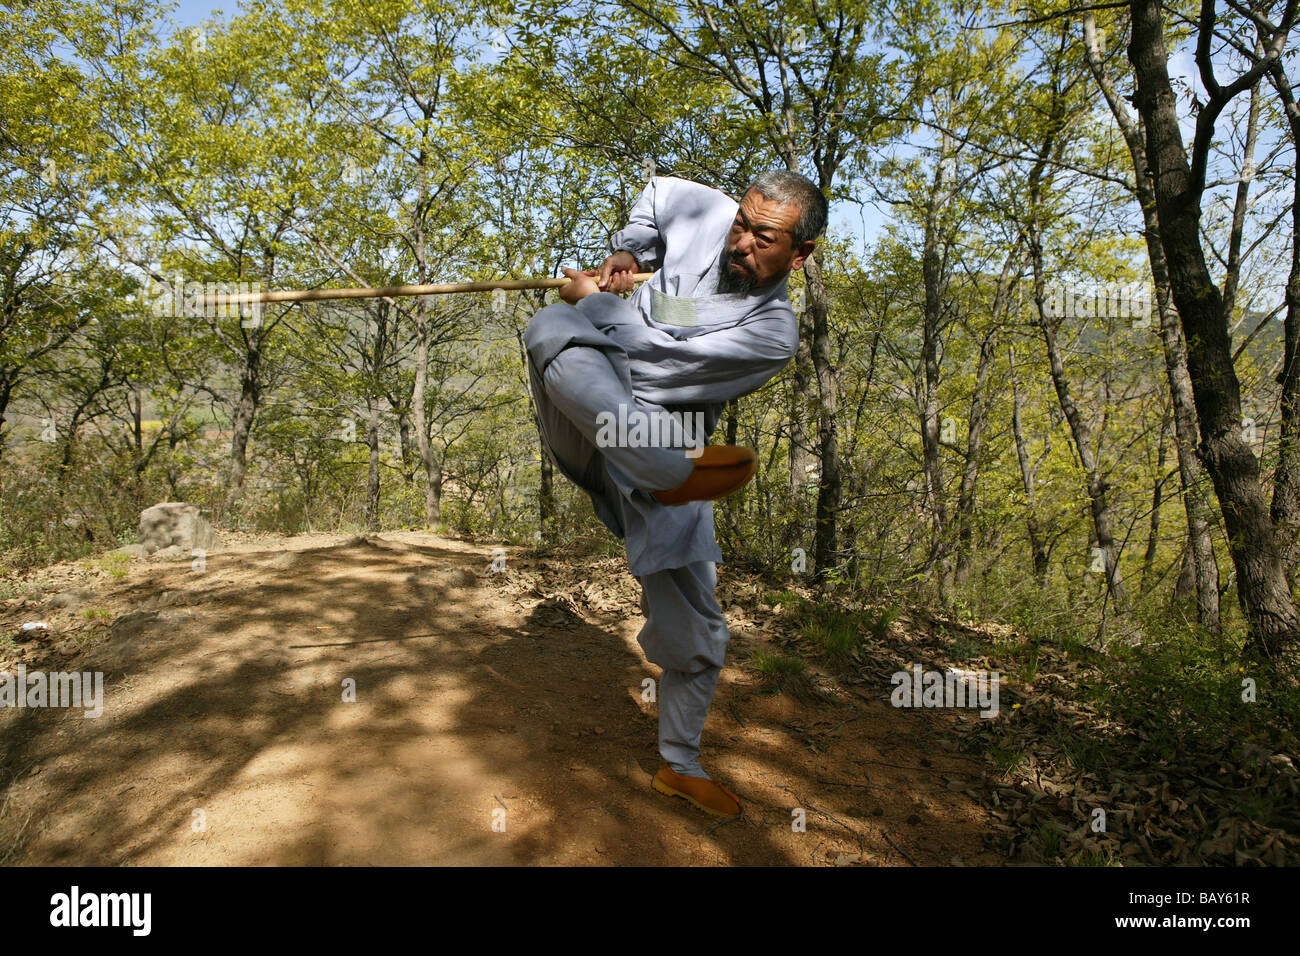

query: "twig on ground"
left=881, top=828, right=919, bottom=866
left=815, top=777, right=885, bottom=791
left=728, top=700, right=747, bottom=728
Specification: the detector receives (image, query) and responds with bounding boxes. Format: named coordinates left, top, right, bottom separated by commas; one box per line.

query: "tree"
left=1127, top=0, right=1299, bottom=669
left=1082, top=9, right=1222, bottom=627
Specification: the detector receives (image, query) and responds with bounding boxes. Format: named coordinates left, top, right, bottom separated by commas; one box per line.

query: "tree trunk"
left=1030, top=243, right=1128, bottom=608
left=0, top=379, right=12, bottom=463
left=1266, top=55, right=1300, bottom=581
left=1083, top=12, right=1221, bottom=627
left=954, top=249, right=1016, bottom=586
left=411, top=141, right=439, bottom=528
left=397, top=411, right=414, bottom=482
left=920, top=163, right=951, bottom=593
left=787, top=317, right=815, bottom=499
left=804, top=247, right=841, bottom=585
left=1157, top=272, right=1223, bottom=627
left=227, top=345, right=260, bottom=492
left=1009, top=345, right=1050, bottom=586
left=1174, top=538, right=1196, bottom=603
left=1019, top=73, right=1128, bottom=609
left=430, top=460, right=444, bottom=521
left=1142, top=409, right=1170, bottom=593
left=953, top=328, right=994, bottom=587
left=365, top=405, right=381, bottom=532
left=538, top=436, right=554, bottom=533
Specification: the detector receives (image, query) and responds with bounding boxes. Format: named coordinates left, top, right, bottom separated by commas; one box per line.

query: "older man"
left=523, top=169, right=826, bottom=817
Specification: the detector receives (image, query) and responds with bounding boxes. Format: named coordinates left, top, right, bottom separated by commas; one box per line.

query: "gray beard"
left=717, top=251, right=760, bottom=296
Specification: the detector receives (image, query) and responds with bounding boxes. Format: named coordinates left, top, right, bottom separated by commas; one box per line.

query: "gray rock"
left=110, top=544, right=150, bottom=559
left=150, top=545, right=188, bottom=561
left=50, top=588, right=94, bottom=609
left=15, top=622, right=50, bottom=642
left=445, top=568, right=477, bottom=588
left=154, top=589, right=204, bottom=608
left=139, top=502, right=215, bottom=554
left=110, top=609, right=158, bottom=632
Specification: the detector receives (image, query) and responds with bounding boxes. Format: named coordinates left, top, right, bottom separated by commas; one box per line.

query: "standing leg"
left=658, top=669, right=723, bottom=778
left=526, top=305, right=741, bottom=815
left=635, top=561, right=730, bottom=778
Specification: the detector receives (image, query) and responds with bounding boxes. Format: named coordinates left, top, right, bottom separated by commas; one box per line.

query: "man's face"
left=718, top=188, right=816, bottom=295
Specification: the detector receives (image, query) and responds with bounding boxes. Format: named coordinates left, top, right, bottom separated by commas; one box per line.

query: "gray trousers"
left=526, top=307, right=731, bottom=778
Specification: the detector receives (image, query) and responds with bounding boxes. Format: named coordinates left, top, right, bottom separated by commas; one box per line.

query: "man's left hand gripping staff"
left=558, top=266, right=602, bottom=305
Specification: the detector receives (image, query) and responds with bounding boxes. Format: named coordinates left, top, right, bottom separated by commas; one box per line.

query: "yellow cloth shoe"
left=651, top=445, right=758, bottom=506
left=652, top=764, right=743, bottom=818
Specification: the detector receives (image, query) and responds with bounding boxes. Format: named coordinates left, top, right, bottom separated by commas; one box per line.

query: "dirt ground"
left=0, top=531, right=1006, bottom=866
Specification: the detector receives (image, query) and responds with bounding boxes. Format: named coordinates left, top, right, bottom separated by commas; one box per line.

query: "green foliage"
left=0, top=438, right=188, bottom=568
left=1098, top=607, right=1300, bottom=760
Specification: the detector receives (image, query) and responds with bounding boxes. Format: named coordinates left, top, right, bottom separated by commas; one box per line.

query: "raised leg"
left=526, top=304, right=695, bottom=497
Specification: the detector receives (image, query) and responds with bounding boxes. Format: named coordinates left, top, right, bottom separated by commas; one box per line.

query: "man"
left=523, top=169, right=826, bottom=817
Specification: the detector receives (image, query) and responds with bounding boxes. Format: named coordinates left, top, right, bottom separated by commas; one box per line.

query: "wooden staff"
left=209, top=272, right=656, bottom=306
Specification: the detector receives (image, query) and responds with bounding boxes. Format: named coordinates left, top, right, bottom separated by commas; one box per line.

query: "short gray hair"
left=745, top=170, right=828, bottom=247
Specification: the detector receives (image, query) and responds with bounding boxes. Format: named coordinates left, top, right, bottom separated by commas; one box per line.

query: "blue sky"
left=165, top=0, right=224, bottom=26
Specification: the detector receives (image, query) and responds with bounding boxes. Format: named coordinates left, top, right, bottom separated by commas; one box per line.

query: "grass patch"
left=1092, top=609, right=1300, bottom=763
left=82, top=607, right=114, bottom=623
left=802, top=607, right=863, bottom=659
left=799, top=601, right=901, bottom=661
left=83, top=551, right=131, bottom=579
left=988, top=742, right=1028, bottom=776
left=763, top=589, right=804, bottom=609
left=1052, top=727, right=1110, bottom=775
left=1038, top=824, right=1063, bottom=858
left=990, top=633, right=1043, bottom=682
left=1070, top=847, right=1123, bottom=867
left=865, top=604, right=901, bottom=641
left=949, top=632, right=990, bottom=662
left=1017, top=645, right=1041, bottom=683
left=750, top=648, right=814, bottom=696
left=94, top=548, right=130, bottom=580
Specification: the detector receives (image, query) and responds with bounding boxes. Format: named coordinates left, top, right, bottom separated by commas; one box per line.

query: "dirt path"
left=0, top=532, right=1003, bottom=865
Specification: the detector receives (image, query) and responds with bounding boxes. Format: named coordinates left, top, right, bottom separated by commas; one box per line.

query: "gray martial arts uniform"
left=523, top=176, right=799, bottom=778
